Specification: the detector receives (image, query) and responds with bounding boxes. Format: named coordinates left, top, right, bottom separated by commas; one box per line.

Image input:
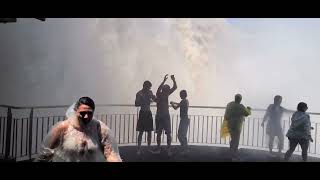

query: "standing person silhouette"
left=285, top=102, right=313, bottom=162
left=261, top=95, right=292, bottom=154
left=170, top=89, right=190, bottom=155
left=224, top=94, right=251, bottom=161
left=135, top=80, right=157, bottom=155
left=153, top=74, right=177, bottom=156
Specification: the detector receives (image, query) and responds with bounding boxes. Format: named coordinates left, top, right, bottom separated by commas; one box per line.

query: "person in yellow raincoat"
left=223, top=94, right=251, bottom=160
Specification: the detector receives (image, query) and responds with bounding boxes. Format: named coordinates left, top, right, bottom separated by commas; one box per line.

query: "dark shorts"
left=155, top=112, right=171, bottom=134
left=136, top=110, right=154, bottom=132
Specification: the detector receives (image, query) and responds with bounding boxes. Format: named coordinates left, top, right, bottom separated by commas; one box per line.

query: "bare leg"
left=153, top=132, right=162, bottom=154
left=137, top=131, right=143, bottom=155
left=147, top=131, right=152, bottom=152
left=278, top=135, right=284, bottom=153
left=269, top=135, right=275, bottom=153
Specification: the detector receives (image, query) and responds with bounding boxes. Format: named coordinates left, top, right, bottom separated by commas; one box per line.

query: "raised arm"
left=169, top=75, right=177, bottom=94
left=157, top=74, right=168, bottom=95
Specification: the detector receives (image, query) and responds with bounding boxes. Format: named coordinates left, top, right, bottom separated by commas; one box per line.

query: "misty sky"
left=225, top=18, right=320, bottom=112
left=0, top=18, right=319, bottom=113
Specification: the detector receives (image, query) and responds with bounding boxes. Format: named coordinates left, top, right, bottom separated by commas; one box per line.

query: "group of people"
left=135, top=74, right=189, bottom=156
left=222, top=94, right=312, bottom=161
left=135, top=75, right=313, bottom=162
left=36, top=75, right=313, bottom=162
left=36, top=74, right=189, bottom=162
left=260, top=95, right=312, bottom=162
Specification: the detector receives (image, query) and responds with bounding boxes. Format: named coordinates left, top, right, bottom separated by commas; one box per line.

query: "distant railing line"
left=0, top=104, right=319, bottom=115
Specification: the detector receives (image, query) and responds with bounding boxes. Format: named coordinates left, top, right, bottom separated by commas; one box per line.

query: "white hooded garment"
left=37, top=103, right=122, bottom=162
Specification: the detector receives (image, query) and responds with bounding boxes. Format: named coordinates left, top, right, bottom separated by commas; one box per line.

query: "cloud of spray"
left=176, top=18, right=214, bottom=103
left=94, top=18, right=230, bottom=106
left=0, top=18, right=319, bottom=113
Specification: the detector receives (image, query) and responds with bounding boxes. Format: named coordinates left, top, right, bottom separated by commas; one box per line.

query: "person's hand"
left=171, top=75, right=175, bottom=81
left=308, top=135, right=314, bottom=142
left=164, top=74, right=168, bottom=81
left=170, top=101, right=177, bottom=107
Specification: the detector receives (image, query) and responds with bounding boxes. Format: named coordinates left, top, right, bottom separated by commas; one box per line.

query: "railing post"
left=315, top=124, right=318, bottom=154
left=28, top=108, right=34, bottom=160
left=136, top=107, right=139, bottom=145
left=4, top=107, right=12, bottom=160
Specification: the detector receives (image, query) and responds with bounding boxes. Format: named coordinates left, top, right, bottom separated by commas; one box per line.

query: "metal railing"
left=0, top=104, right=319, bottom=161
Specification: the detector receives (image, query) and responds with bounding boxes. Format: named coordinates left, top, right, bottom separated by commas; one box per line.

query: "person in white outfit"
left=37, top=97, right=122, bottom=162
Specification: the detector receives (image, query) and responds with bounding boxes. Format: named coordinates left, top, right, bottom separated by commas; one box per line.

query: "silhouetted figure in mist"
left=261, top=95, right=292, bottom=154
left=224, top=94, right=251, bottom=160
left=135, top=80, right=157, bottom=155
left=284, top=102, right=313, bottom=162
left=154, top=74, right=177, bottom=156
left=170, top=90, right=190, bottom=154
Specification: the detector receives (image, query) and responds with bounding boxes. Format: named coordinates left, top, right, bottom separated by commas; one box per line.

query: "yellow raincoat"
left=220, top=118, right=230, bottom=138
left=220, top=107, right=251, bottom=138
